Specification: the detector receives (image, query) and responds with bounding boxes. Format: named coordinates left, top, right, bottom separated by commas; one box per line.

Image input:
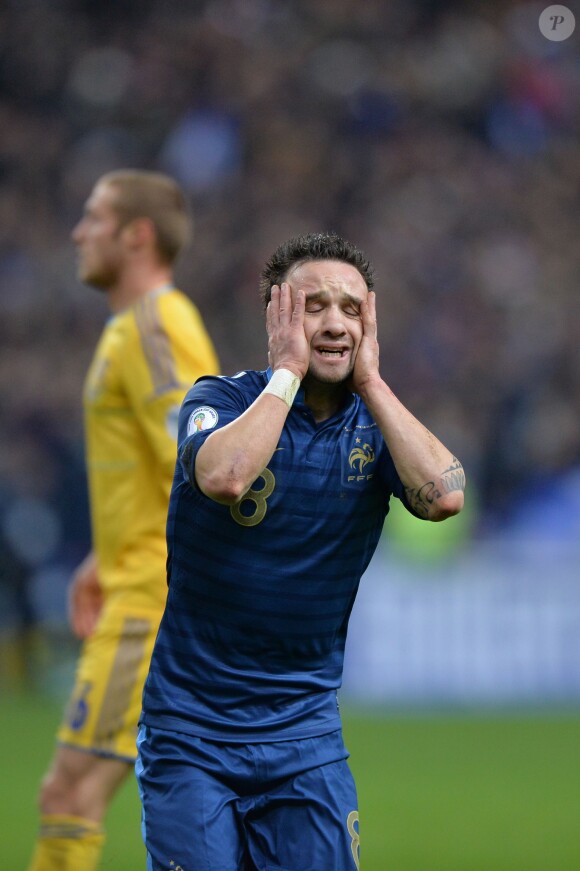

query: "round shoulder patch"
left=187, top=406, right=219, bottom=434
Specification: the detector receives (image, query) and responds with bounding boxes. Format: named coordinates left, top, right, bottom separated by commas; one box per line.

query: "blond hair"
left=100, top=169, right=191, bottom=264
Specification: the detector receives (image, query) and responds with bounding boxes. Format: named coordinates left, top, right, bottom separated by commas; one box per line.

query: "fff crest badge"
left=346, top=438, right=376, bottom=484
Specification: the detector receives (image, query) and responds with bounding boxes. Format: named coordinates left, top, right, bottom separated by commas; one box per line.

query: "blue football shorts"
left=136, top=724, right=360, bottom=871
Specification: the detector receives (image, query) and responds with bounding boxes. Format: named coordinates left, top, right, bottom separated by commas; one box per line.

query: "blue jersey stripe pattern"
left=141, top=370, right=409, bottom=742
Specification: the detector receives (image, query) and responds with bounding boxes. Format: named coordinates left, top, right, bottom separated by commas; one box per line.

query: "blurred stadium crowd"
left=1, top=0, right=579, bottom=670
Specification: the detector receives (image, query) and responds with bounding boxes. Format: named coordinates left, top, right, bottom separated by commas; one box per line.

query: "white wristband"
left=263, top=368, right=300, bottom=409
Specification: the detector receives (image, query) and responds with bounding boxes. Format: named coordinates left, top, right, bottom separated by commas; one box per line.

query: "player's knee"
left=38, top=766, right=84, bottom=816
left=38, top=769, right=66, bottom=814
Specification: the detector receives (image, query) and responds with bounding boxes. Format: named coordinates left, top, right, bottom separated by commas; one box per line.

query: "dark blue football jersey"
left=141, top=370, right=414, bottom=742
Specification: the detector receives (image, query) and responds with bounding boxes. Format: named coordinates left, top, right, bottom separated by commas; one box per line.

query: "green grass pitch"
left=2, top=692, right=580, bottom=869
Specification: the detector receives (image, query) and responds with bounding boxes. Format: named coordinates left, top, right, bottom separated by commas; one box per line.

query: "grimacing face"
left=285, top=260, right=368, bottom=385
left=71, top=182, right=125, bottom=289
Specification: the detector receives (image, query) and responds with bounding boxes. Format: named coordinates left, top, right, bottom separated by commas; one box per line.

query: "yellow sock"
left=27, top=814, right=105, bottom=871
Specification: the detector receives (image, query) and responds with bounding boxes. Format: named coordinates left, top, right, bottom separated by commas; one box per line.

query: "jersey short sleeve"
left=176, top=373, right=256, bottom=489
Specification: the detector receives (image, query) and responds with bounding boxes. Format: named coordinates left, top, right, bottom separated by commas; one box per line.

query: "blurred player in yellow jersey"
left=27, top=170, right=219, bottom=871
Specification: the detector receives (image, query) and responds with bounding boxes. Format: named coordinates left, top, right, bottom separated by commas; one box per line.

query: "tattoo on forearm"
left=440, top=457, right=466, bottom=495
left=404, top=457, right=465, bottom=518
left=404, top=481, right=441, bottom=518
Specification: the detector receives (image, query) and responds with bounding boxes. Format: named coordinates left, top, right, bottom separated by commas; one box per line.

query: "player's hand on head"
left=350, top=291, right=381, bottom=394
left=266, top=282, right=309, bottom=381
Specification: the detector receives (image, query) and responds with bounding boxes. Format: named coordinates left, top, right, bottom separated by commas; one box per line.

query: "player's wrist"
left=274, top=362, right=304, bottom=380
left=354, top=371, right=386, bottom=402
left=263, top=368, right=301, bottom=409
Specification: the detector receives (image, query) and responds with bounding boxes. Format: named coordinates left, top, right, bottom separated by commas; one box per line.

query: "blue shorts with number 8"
left=136, top=726, right=360, bottom=871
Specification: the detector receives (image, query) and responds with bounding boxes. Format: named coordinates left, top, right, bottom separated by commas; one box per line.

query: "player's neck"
left=302, top=379, right=349, bottom=423
left=106, top=263, right=174, bottom=313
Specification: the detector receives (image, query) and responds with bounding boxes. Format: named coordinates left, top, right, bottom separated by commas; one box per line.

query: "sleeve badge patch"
left=187, top=406, right=219, bottom=434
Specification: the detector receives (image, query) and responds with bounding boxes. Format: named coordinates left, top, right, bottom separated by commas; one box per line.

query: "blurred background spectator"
left=1, top=0, right=579, bottom=699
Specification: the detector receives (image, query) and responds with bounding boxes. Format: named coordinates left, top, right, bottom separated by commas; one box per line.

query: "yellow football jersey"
left=83, top=286, right=219, bottom=610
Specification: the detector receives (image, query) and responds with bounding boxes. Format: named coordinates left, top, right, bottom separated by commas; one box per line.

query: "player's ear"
left=122, top=217, right=156, bottom=251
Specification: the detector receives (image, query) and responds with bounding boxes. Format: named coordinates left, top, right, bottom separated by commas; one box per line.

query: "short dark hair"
left=259, top=232, right=375, bottom=308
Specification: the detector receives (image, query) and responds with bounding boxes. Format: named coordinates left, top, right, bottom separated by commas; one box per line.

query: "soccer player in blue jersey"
left=137, top=232, right=465, bottom=870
